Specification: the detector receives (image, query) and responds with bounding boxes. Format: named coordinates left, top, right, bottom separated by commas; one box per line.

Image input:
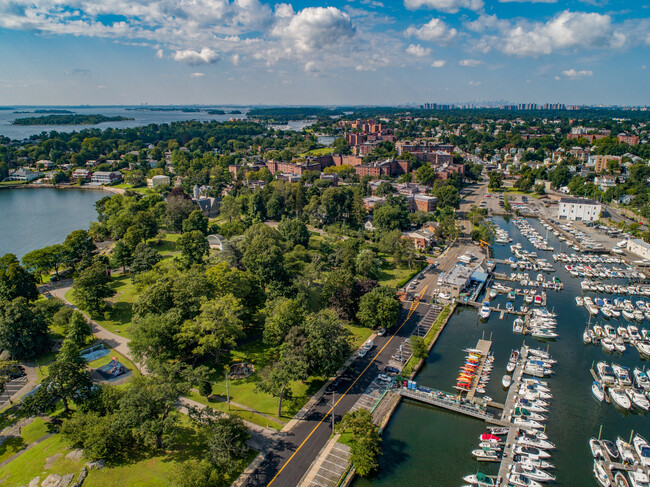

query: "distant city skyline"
left=0, top=0, right=648, bottom=106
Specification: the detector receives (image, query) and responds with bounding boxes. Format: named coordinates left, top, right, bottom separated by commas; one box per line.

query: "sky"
left=0, top=0, right=649, bottom=106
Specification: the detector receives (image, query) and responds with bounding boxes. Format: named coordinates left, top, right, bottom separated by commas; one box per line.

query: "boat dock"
left=467, top=301, right=526, bottom=316
left=466, top=339, right=492, bottom=401
left=398, top=387, right=496, bottom=422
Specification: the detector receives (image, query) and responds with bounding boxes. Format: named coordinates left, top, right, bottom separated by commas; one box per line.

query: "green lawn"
left=65, top=274, right=137, bottom=338
left=150, top=233, right=181, bottom=256
left=0, top=418, right=51, bottom=464
left=112, top=183, right=151, bottom=194
left=0, top=417, right=254, bottom=487
left=376, top=257, right=423, bottom=288
left=300, top=147, right=333, bottom=157
left=202, top=340, right=326, bottom=423
left=345, top=324, right=373, bottom=350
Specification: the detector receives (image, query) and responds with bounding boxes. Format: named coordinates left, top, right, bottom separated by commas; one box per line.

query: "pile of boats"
left=581, top=280, right=650, bottom=297
left=566, top=264, right=645, bottom=280
left=494, top=226, right=513, bottom=245
left=591, top=433, right=650, bottom=487
left=551, top=221, right=605, bottom=252
left=583, top=322, right=650, bottom=359
left=512, top=308, right=559, bottom=340
left=513, top=219, right=554, bottom=252
left=454, top=348, right=493, bottom=395
left=502, top=271, right=563, bottom=291
left=592, top=361, right=650, bottom=412
left=554, top=253, right=626, bottom=265
left=467, top=428, right=556, bottom=486
left=579, top=295, right=650, bottom=322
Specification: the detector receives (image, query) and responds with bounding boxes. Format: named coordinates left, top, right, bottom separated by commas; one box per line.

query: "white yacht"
left=633, top=434, right=650, bottom=467
left=610, top=387, right=632, bottom=410
left=617, top=437, right=637, bottom=465
left=629, top=471, right=650, bottom=487
left=593, top=460, right=612, bottom=487
left=592, top=381, right=605, bottom=402
left=626, top=388, right=650, bottom=411
left=479, top=302, right=491, bottom=319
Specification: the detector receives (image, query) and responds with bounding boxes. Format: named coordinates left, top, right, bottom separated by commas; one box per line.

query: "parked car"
left=358, top=348, right=369, bottom=358
left=384, top=366, right=399, bottom=374
left=326, top=377, right=342, bottom=392
left=377, top=374, right=392, bottom=383
left=376, top=328, right=386, bottom=336
left=363, top=340, right=374, bottom=350
left=392, top=354, right=405, bottom=361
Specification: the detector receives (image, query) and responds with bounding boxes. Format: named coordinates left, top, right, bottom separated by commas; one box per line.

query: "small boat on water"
left=616, top=437, right=636, bottom=465
left=462, top=472, right=496, bottom=486
left=592, top=381, right=605, bottom=402
left=591, top=438, right=605, bottom=459
left=602, top=338, right=616, bottom=353
left=489, top=290, right=497, bottom=299
left=479, top=302, right=491, bottom=320
left=612, top=364, right=632, bottom=386
left=488, top=427, right=509, bottom=436
left=511, top=463, right=556, bottom=482
left=602, top=439, right=619, bottom=460
left=610, top=388, right=632, bottom=410
left=502, top=375, right=512, bottom=388
left=633, top=434, right=650, bottom=467
left=626, top=388, right=650, bottom=411
left=576, top=296, right=584, bottom=306
left=614, top=471, right=629, bottom=487
left=584, top=327, right=592, bottom=344
left=513, top=318, right=524, bottom=334
left=629, top=471, right=650, bottom=487
left=634, top=367, right=650, bottom=390
left=593, top=460, right=612, bottom=487
left=472, top=448, right=500, bottom=461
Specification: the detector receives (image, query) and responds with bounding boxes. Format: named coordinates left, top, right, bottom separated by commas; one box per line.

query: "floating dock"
left=466, top=339, right=492, bottom=401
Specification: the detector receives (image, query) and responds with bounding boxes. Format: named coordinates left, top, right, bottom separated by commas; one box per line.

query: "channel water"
left=354, top=216, right=650, bottom=486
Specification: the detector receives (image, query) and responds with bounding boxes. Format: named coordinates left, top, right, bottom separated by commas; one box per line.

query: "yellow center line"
left=266, top=286, right=428, bottom=486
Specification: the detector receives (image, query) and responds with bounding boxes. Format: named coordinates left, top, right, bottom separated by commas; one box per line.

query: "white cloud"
left=501, top=10, right=626, bottom=56
left=468, top=80, right=482, bottom=86
left=172, top=48, right=219, bottom=66
left=155, top=49, right=164, bottom=59
left=190, top=72, right=205, bottom=78
left=459, top=59, right=482, bottom=67
left=499, top=0, right=556, bottom=3
left=272, top=7, right=355, bottom=53
left=405, top=18, right=457, bottom=45
left=431, top=59, right=446, bottom=67
left=562, top=68, right=593, bottom=79
left=404, top=0, right=484, bottom=13
left=304, top=61, right=320, bottom=74
left=406, top=44, right=431, bottom=57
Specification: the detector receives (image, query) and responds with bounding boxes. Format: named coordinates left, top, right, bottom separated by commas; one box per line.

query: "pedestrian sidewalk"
left=299, top=435, right=351, bottom=487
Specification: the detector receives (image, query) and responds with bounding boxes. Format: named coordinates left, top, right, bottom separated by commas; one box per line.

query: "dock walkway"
left=398, top=388, right=495, bottom=421
left=467, top=339, right=492, bottom=401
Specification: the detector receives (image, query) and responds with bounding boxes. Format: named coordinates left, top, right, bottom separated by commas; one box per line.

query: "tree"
left=179, top=295, right=244, bottom=363
left=63, top=230, right=96, bottom=267
left=112, top=241, right=133, bottom=273
left=262, top=297, right=305, bottom=345
left=0, top=297, right=50, bottom=360
left=130, top=242, right=161, bottom=276
left=415, top=165, right=436, bottom=185
left=303, top=310, right=352, bottom=376
left=72, top=260, right=115, bottom=314
left=183, top=210, right=209, bottom=235
left=409, top=335, right=428, bottom=359
left=433, top=184, right=460, bottom=209
left=278, top=218, right=310, bottom=248
left=331, top=137, right=351, bottom=155
left=257, top=326, right=310, bottom=417
left=357, top=287, right=400, bottom=330
left=22, top=244, right=65, bottom=282
left=206, top=263, right=265, bottom=315
left=242, top=235, right=289, bottom=290
left=373, top=195, right=410, bottom=231
left=188, top=407, right=251, bottom=472
left=355, top=248, right=381, bottom=280
left=374, top=181, right=395, bottom=197
left=43, top=340, right=94, bottom=412
left=129, top=312, right=183, bottom=367
left=67, top=311, right=92, bottom=348
left=0, top=254, right=38, bottom=302
left=166, top=196, right=196, bottom=233
left=178, top=230, right=209, bottom=267
left=488, top=171, right=503, bottom=190
left=336, top=409, right=381, bottom=477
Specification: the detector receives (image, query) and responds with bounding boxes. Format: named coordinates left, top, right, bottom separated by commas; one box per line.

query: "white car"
left=377, top=374, right=392, bottom=383
left=358, top=348, right=369, bottom=358
left=363, top=340, right=374, bottom=350
left=376, top=328, right=386, bottom=336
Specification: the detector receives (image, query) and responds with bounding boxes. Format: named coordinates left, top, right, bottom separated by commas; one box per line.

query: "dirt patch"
left=43, top=452, right=61, bottom=469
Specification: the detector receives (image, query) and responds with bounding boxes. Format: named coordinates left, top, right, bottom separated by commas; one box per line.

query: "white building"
left=594, top=176, right=617, bottom=191
left=147, top=175, right=170, bottom=188
left=557, top=197, right=602, bottom=222
left=90, top=171, right=122, bottom=185
left=6, top=168, right=41, bottom=181
left=627, top=239, right=650, bottom=261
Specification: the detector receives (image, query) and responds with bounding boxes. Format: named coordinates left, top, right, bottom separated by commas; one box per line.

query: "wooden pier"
left=398, top=388, right=495, bottom=421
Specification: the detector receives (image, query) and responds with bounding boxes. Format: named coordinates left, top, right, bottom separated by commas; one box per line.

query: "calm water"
left=355, top=216, right=650, bottom=486
left=0, top=106, right=247, bottom=140
left=0, top=188, right=108, bottom=260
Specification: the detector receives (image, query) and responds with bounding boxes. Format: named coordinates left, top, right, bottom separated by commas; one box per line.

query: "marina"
left=354, top=215, right=650, bottom=487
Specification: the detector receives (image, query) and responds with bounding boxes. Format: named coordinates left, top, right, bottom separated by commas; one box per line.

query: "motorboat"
left=517, top=434, right=554, bottom=450
left=610, top=388, right=632, bottom=410
left=602, top=439, right=619, bottom=460
left=584, top=327, right=592, bottom=345
left=597, top=362, right=617, bottom=384
left=633, top=434, right=650, bottom=467
left=530, top=328, right=558, bottom=339
left=462, top=472, right=496, bottom=486
left=614, top=339, right=627, bottom=353
left=623, top=309, right=636, bottom=321
left=576, top=296, right=584, bottom=306
left=602, top=307, right=613, bottom=319
left=513, top=417, right=544, bottom=429
left=593, top=460, right=612, bottom=487
left=591, top=438, right=605, bottom=459
left=478, top=441, right=502, bottom=451
left=502, top=375, right=512, bottom=388
left=626, top=389, right=650, bottom=411
left=507, top=473, right=542, bottom=487
left=516, top=398, right=548, bottom=412
left=602, top=338, right=616, bottom=353
left=635, top=341, right=650, bottom=359
left=488, top=427, right=509, bottom=436
left=628, top=471, right=650, bottom=487
left=616, top=437, right=637, bottom=465
left=480, top=433, right=502, bottom=443
left=592, top=381, right=605, bottom=402
left=472, top=448, right=500, bottom=461
left=514, top=444, right=551, bottom=460
left=634, top=367, right=650, bottom=390
left=512, top=454, right=554, bottom=470
left=513, top=318, right=525, bottom=334
left=479, top=302, right=491, bottom=320
left=489, top=290, right=498, bottom=299
left=614, top=471, right=630, bottom=487
left=511, top=463, right=555, bottom=482
left=514, top=407, right=546, bottom=422
left=612, top=364, right=632, bottom=386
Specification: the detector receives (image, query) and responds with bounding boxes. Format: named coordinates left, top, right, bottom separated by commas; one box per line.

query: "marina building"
left=557, top=197, right=602, bottom=222
left=627, top=239, right=650, bottom=261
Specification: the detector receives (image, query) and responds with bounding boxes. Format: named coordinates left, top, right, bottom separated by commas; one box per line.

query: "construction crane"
left=478, top=240, right=490, bottom=248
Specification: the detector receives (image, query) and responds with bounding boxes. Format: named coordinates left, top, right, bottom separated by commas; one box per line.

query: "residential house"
left=6, top=168, right=41, bottom=181
left=90, top=171, right=123, bottom=185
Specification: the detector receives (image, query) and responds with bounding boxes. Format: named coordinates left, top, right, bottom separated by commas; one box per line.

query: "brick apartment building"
left=354, top=159, right=410, bottom=178
left=617, top=133, right=640, bottom=146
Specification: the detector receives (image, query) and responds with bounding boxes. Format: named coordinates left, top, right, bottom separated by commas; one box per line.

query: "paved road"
left=242, top=300, right=430, bottom=487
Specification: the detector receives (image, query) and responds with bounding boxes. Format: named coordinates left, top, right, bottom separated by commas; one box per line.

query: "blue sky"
left=0, top=0, right=648, bottom=105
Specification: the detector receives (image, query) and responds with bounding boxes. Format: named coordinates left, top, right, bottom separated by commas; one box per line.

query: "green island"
left=12, top=114, right=133, bottom=125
